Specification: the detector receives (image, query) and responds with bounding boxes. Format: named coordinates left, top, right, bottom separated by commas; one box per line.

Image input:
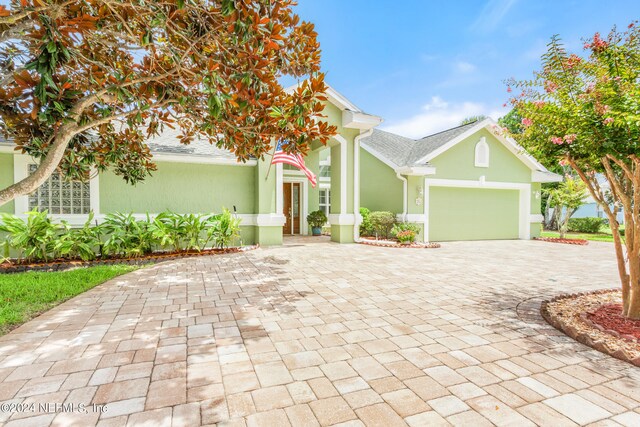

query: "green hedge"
left=567, top=217, right=604, bottom=233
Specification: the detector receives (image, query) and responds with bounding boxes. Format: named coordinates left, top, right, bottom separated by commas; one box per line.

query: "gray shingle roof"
left=145, top=127, right=237, bottom=159
left=405, top=121, right=479, bottom=166
left=361, top=121, right=480, bottom=168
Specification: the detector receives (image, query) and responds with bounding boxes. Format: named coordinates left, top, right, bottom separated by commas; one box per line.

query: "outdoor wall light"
left=416, top=197, right=423, bottom=206
left=417, top=186, right=424, bottom=196
left=535, top=191, right=541, bottom=199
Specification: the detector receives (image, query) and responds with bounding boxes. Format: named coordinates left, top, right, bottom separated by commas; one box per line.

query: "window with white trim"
left=28, top=165, right=91, bottom=214
left=319, top=188, right=331, bottom=217
left=474, top=137, right=489, bottom=168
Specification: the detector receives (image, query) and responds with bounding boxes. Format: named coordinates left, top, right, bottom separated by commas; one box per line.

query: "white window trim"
left=423, top=177, right=531, bottom=243
left=13, top=154, right=100, bottom=217
left=474, top=137, right=489, bottom=168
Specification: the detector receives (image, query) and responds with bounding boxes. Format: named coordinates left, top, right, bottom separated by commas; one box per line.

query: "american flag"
left=271, top=141, right=317, bottom=187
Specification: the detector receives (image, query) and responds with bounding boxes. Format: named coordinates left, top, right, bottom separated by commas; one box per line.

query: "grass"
left=540, top=224, right=625, bottom=243
left=540, top=231, right=616, bottom=242
left=0, top=265, right=137, bottom=335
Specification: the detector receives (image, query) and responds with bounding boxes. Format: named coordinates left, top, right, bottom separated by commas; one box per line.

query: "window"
left=28, top=165, right=91, bottom=214
left=319, top=188, right=331, bottom=217
left=319, top=164, right=331, bottom=178
left=474, top=137, right=489, bottom=168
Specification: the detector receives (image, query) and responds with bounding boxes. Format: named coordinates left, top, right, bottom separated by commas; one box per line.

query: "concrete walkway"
left=0, top=239, right=639, bottom=426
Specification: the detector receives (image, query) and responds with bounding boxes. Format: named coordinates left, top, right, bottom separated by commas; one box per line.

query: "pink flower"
left=550, top=136, right=564, bottom=145
left=559, top=159, right=569, bottom=166
left=533, top=100, right=545, bottom=108
left=507, top=86, right=512, bottom=93
left=502, top=103, right=507, bottom=107
left=544, top=81, right=558, bottom=93
left=521, top=118, right=533, bottom=127
left=604, top=117, right=614, bottom=125
left=564, top=134, right=577, bottom=144
left=586, top=32, right=609, bottom=52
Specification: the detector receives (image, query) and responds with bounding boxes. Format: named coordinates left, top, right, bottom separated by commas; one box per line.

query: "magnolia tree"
left=508, top=23, right=640, bottom=318
left=0, top=0, right=336, bottom=206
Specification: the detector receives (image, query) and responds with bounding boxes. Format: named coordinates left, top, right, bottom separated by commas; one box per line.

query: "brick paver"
left=0, top=239, right=639, bottom=426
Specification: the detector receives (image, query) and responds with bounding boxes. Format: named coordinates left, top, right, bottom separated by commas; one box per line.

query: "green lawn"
left=0, top=265, right=137, bottom=335
left=540, top=228, right=622, bottom=243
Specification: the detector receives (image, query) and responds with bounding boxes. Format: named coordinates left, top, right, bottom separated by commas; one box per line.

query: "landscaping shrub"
left=391, top=222, right=420, bottom=237
left=0, top=210, right=59, bottom=262
left=207, top=208, right=241, bottom=249
left=369, top=211, right=396, bottom=239
left=0, top=208, right=243, bottom=263
left=54, top=213, right=102, bottom=261
left=102, top=212, right=154, bottom=258
left=359, top=207, right=373, bottom=236
left=395, top=230, right=416, bottom=244
left=567, top=217, right=604, bottom=234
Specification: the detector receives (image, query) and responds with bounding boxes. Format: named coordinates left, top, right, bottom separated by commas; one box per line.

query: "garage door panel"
left=429, top=187, right=519, bottom=241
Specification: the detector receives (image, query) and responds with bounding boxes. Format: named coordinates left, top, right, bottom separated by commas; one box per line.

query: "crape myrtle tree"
left=507, top=23, right=640, bottom=318
left=0, top=0, right=336, bottom=206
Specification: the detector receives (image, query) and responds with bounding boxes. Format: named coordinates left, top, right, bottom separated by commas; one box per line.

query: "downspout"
left=353, top=129, right=373, bottom=242
left=396, top=172, right=408, bottom=222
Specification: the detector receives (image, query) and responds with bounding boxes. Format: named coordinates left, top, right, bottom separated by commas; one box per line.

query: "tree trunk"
left=0, top=127, right=75, bottom=207
left=0, top=94, right=106, bottom=208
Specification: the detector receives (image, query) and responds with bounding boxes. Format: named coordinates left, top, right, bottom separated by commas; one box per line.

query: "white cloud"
left=471, top=0, right=518, bottom=33
left=380, top=96, right=504, bottom=139
left=454, top=61, right=477, bottom=74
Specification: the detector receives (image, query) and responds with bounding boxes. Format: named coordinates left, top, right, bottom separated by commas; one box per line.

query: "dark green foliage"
left=369, top=211, right=396, bottom=239
left=306, top=210, right=327, bottom=228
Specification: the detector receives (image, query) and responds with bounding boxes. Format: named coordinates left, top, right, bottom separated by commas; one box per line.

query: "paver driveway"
left=0, top=239, right=639, bottom=426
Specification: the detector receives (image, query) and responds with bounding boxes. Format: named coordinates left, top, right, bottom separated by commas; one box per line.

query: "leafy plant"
left=307, top=210, right=327, bottom=228
left=396, top=230, right=416, bottom=244
left=207, top=208, right=241, bottom=249
left=567, top=217, right=604, bottom=234
left=53, top=212, right=101, bottom=261
left=369, top=211, right=396, bottom=240
left=359, top=207, right=373, bottom=236
left=0, top=210, right=59, bottom=262
left=102, top=213, right=153, bottom=258
left=392, top=222, right=420, bottom=237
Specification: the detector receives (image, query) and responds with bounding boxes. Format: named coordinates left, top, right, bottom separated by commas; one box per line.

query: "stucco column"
left=329, top=135, right=356, bottom=243
left=254, top=158, right=285, bottom=245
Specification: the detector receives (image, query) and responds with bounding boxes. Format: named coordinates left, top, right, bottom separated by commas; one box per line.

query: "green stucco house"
left=0, top=85, right=560, bottom=245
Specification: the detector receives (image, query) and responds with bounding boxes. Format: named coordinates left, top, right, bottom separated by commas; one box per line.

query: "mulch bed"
left=587, top=303, right=640, bottom=341
left=534, top=236, right=589, bottom=245
left=0, top=245, right=259, bottom=274
left=541, top=289, right=640, bottom=367
left=359, top=237, right=441, bottom=249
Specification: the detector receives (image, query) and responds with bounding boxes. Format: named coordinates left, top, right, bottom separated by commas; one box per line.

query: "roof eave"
left=342, top=110, right=383, bottom=130
left=532, top=170, right=563, bottom=183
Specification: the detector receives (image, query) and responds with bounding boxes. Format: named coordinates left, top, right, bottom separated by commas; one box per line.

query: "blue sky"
left=287, top=0, right=640, bottom=138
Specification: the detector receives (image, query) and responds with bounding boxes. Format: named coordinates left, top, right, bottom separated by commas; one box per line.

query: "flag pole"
left=264, top=141, right=278, bottom=181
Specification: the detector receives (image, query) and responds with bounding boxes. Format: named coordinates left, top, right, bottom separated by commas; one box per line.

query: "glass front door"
left=283, top=182, right=301, bottom=235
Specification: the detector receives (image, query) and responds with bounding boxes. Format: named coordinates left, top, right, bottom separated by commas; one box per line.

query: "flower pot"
left=312, top=226, right=323, bottom=236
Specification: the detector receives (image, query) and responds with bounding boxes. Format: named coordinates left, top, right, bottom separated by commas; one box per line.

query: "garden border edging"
left=540, top=289, right=640, bottom=367
left=0, top=244, right=259, bottom=274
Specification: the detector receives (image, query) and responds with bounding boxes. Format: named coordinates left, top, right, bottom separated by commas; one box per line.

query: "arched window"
left=475, top=137, right=489, bottom=168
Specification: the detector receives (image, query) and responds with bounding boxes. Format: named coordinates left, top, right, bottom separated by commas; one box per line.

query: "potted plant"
left=307, top=210, right=327, bottom=236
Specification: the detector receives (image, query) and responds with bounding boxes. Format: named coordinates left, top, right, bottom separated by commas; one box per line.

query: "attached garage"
left=428, top=186, right=521, bottom=241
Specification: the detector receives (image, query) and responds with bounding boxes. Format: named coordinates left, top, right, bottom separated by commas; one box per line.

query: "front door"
left=283, top=182, right=301, bottom=235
